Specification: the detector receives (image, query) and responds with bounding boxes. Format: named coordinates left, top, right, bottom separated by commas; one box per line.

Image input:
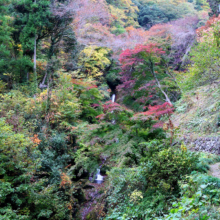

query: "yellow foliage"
left=138, top=0, right=186, bottom=5
left=181, top=143, right=187, bottom=152
left=108, top=3, right=139, bottom=28
left=78, top=46, right=111, bottom=78
left=129, top=190, right=143, bottom=204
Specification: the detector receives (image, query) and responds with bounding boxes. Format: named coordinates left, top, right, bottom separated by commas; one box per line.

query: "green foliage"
left=105, top=62, right=121, bottom=89
left=0, top=70, right=106, bottom=218
left=0, top=0, right=33, bottom=86
left=179, top=22, right=220, bottom=91
left=141, top=143, right=199, bottom=191
left=137, top=0, right=197, bottom=28
left=163, top=173, right=220, bottom=219
left=107, top=0, right=139, bottom=28
left=0, top=0, right=218, bottom=219
left=111, top=24, right=126, bottom=35
left=71, top=104, right=167, bottom=176
left=0, top=118, right=36, bottom=219
left=181, top=42, right=220, bottom=90
left=105, top=141, right=200, bottom=219
left=0, top=118, right=34, bottom=176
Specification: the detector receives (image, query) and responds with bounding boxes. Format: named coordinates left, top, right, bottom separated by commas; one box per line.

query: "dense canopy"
left=1, top=0, right=220, bottom=219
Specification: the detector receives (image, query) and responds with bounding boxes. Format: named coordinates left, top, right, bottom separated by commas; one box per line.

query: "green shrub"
left=163, top=173, right=220, bottom=220
left=105, top=141, right=199, bottom=219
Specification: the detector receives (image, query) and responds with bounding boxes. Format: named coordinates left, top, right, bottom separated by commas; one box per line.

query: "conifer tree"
left=0, top=0, right=13, bottom=82
left=12, top=0, right=52, bottom=87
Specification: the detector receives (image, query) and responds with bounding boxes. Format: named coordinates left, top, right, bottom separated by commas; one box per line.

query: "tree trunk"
left=150, top=61, right=172, bottom=105
left=165, top=65, right=183, bottom=94
left=34, top=34, right=37, bottom=91
left=39, top=71, right=48, bottom=89
left=181, top=39, right=195, bottom=67
left=46, top=73, right=51, bottom=115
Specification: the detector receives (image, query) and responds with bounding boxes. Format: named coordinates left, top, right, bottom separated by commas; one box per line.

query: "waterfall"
left=112, top=94, right=116, bottom=103
left=91, top=94, right=118, bottom=185
left=94, top=169, right=104, bottom=184
left=111, top=94, right=116, bottom=124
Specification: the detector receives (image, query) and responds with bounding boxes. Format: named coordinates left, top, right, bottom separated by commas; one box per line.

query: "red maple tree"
left=117, top=43, right=172, bottom=106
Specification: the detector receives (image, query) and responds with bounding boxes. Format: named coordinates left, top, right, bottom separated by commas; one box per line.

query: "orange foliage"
left=111, top=14, right=118, bottom=20
left=30, top=134, right=41, bottom=145
left=196, top=15, right=220, bottom=42
left=60, top=172, right=72, bottom=189
left=36, top=60, right=47, bottom=71
left=71, top=79, right=97, bottom=90
left=197, top=15, right=220, bottom=33
left=147, top=23, right=171, bottom=39
left=67, top=203, right=72, bottom=210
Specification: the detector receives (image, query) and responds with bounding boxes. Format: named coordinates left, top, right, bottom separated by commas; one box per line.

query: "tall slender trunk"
left=39, top=72, right=48, bottom=89
left=181, top=40, right=195, bottom=67
left=150, top=61, right=172, bottom=105
left=46, top=76, right=50, bottom=113
left=34, top=34, right=37, bottom=92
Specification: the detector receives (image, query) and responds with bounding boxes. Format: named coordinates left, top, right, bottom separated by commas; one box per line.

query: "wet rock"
left=83, top=184, right=95, bottom=189
left=73, top=187, right=86, bottom=204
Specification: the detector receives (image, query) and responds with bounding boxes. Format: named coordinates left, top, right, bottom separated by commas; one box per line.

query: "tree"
left=138, top=4, right=172, bottom=28
left=118, top=44, right=172, bottom=106
left=137, top=0, right=197, bottom=28
left=77, top=46, right=111, bottom=79
left=11, top=0, right=76, bottom=89
left=107, top=0, right=139, bottom=28
left=12, top=0, right=52, bottom=86
left=169, top=16, right=199, bottom=69
left=0, top=0, right=33, bottom=87
left=180, top=16, right=220, bottom=90
left=0, top=0, right=14, bottom=84
left=207, top=0, right=219, bottom=16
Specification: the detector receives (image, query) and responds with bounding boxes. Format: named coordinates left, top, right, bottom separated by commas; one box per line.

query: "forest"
left=2, top=0, right=220, bottom=219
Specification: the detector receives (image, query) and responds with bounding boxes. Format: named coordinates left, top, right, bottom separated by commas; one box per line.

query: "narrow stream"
left=111, top=94, right=116, bottom=124
left=112, top=94, right=116, bottom=103
left=94, top=168, right=104, bottom=184
left=93, top=94, right=116, bottom=185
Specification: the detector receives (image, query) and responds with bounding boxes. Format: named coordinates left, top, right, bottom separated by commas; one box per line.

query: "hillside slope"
left=173, top=81, right=220, bottom=139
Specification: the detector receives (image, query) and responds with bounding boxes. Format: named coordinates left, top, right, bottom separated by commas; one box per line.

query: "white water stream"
left=111, top=94, right=116, bottom=124
left=94, top=169, right=103, bottom=184
left=112, top=94, right=116, bottom=103
left=93, top=94, right=117, bottom=184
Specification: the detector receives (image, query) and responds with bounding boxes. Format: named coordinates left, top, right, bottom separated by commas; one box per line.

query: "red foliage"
left=143, top=102, right=174, bottom=117
left=96, top=114, right=105, bottom=120
left=87, top=85, right=98, bottom=90
left=197, top=15, right=220, bottom=36
left=119, top=43, right=165, bottom=70
left=103, top=101, right=121, bottom=113
left=132, top=102, right=174, bottom=127
left=91, top=103, right=100, bottom=108
left=117, top=44, right=165, bottom=105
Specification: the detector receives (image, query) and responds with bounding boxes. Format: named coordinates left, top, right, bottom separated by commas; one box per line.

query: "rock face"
left=184, top=137, right=220, bottom=154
